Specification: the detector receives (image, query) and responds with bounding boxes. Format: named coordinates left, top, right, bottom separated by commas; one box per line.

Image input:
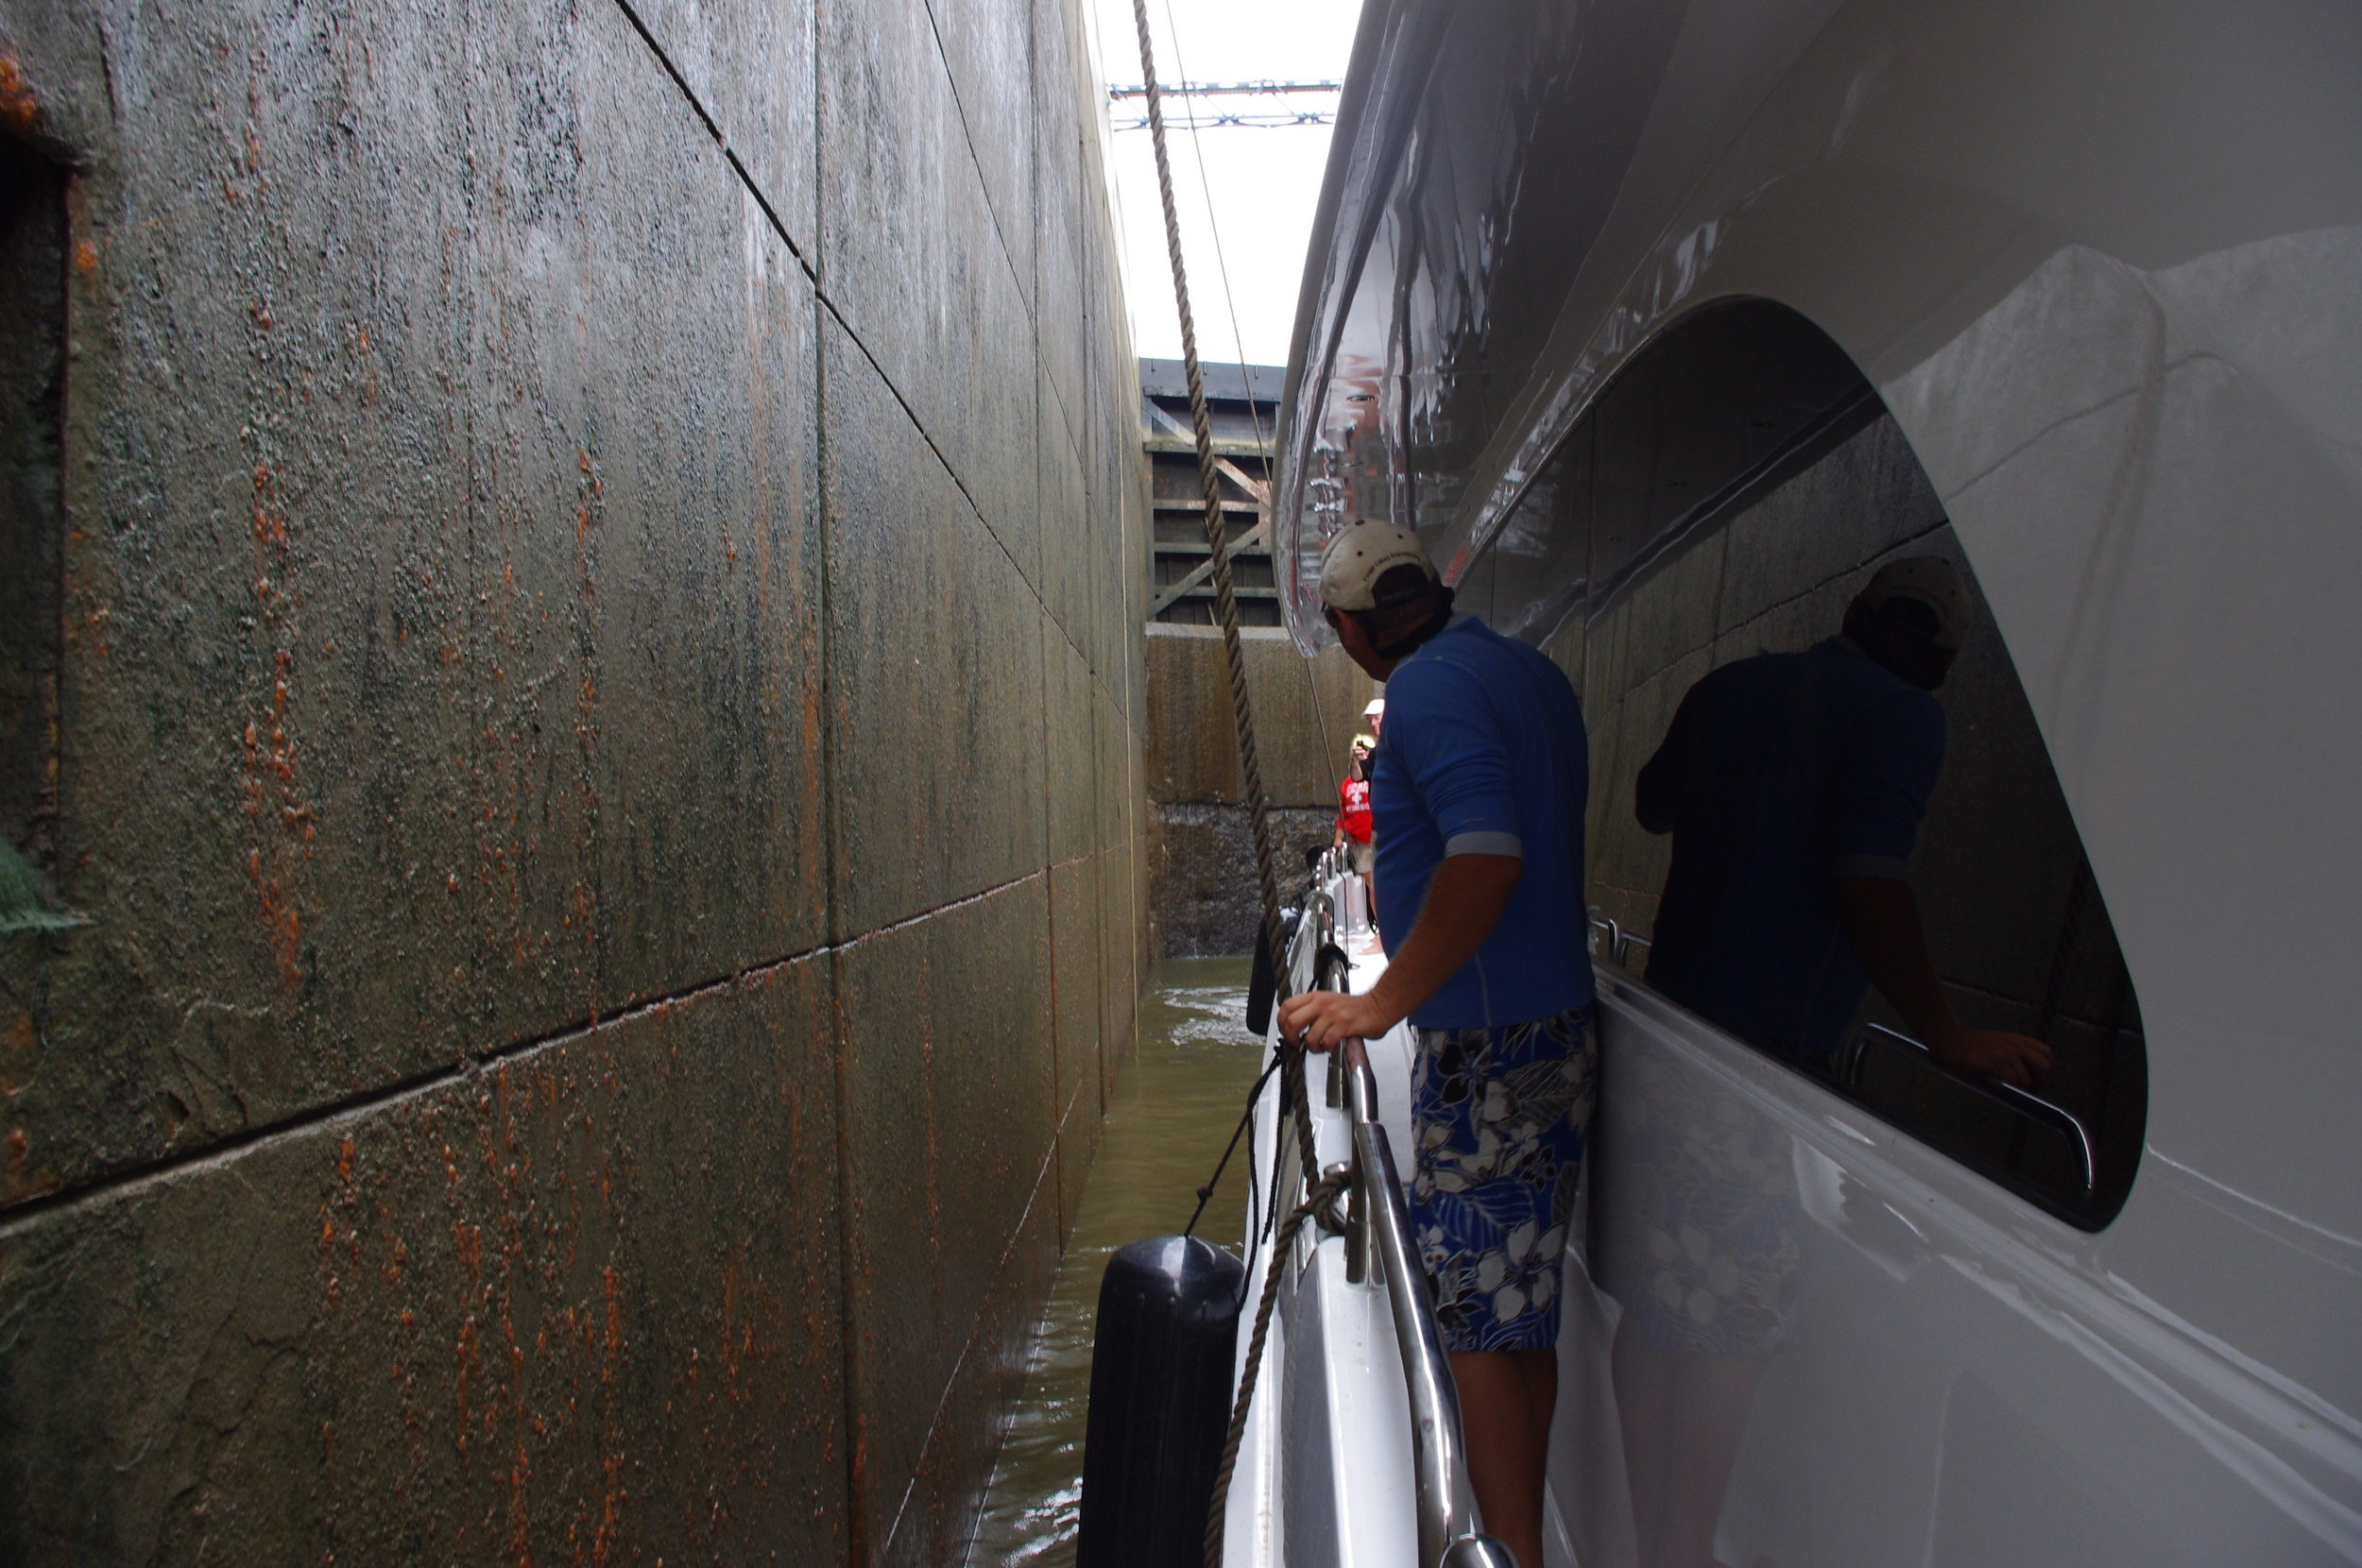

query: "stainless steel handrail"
left=1585, top=906, right=1651, bottom=969
left=1849, top=1021, right=2097, bottom=1194
left=1285, top=868, right=1510, bottom=1564
left=1340, top=1035, right=1506, bottom=1567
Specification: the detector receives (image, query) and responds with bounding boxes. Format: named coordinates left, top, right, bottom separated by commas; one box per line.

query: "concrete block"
left=821, top=320, right=1044, bottom=935
left=0, top=953, right=845, bottom=1562
left=1148, top=803, right=1332, bottom=958
left=469, top=39, right=828, bottom=1015
left=884, top=1174, right=1059, bottom=1568
left=1049, top=856, right=1102, bottom=1143
left=7, top=0, right=827, bottom=1203
left=925, top=0, right=1037, bottom=298
left=837, top=917, right=946, bottom=1557
left=625, top=0, right=819, bottom=254
left=930, top=879, right=1055, bottom=1351
left=1044, top=632, right=1096, bottom=865
left=1028, top=0, right=1087, bottom=429
left=5, top=0, right=1146, bottom=1545
left=818, top=0, right=1036, bottom=568
left=1098, top=842, right=1135, bottom=1065
left=1056, top=1078, right=1103, bottom=1244
left=16, top=0, right=489, bottom=1198
left=1144, top=629, right=1375, bottom=809
left=1038, top=373, right=1093, bottom=653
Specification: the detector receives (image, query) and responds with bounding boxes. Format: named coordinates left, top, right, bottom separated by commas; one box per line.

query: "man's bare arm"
left=1276, top=854, right=1522, bottom=1050
left=1833, top=876, right=2052, bottom=1089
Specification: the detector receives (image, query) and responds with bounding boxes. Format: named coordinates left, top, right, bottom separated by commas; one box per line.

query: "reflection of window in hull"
left=1466, top=297, right=2147, bottom=1231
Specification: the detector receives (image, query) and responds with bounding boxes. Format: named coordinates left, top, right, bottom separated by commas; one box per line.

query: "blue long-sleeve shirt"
left=1371, top=618, right=1593, bottom=1029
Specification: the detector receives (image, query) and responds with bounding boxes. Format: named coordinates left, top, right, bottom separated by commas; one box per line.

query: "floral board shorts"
left=1411, top=1006, right=1598, bottom=1354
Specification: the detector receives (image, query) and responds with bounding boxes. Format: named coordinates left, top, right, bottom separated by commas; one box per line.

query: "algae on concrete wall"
left=0, top=0, right=1146, bottom=1560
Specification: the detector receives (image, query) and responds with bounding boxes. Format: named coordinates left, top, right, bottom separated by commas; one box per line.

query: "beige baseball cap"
left=1319, top=522, right=1438, bottom=612
left=1859, top=556, right=1969, bottom=651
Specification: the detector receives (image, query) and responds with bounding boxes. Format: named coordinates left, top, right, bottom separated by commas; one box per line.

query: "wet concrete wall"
left=1143, top=624, right=1373, bottom=955
left=0, top=0, right=1147, bottom=1559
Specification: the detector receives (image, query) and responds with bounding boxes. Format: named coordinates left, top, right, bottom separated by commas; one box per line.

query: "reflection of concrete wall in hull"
left=1145, top=626, right=1374, bottom=956
left=0, top=0, right=1146, bottom=1560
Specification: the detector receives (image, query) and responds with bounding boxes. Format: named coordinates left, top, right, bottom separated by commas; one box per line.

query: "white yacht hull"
left=1241, top=0, right=2362, bottom=1561
left=1231, top=867, right=2358, bottom=1566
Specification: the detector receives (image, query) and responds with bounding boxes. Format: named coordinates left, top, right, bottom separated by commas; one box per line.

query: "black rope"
left=1184, top=1051, right=1283, bottom=1238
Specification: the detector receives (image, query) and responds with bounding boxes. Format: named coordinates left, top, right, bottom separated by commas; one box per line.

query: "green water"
left=965, top=957, right=1268, bottom=1567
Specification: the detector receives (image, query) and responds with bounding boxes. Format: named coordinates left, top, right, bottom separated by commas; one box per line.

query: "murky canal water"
left=965, top=957, right=1267, bottom=1568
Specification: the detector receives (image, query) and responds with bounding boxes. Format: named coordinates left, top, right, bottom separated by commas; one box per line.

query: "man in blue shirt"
left=1278, top=522, right=1591, bottom=1568
left=1637, top=556, right=2050, bottom=1087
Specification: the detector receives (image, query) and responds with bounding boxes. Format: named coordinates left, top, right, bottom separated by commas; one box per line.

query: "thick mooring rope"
left=1122, top=7, right=1327, bottom=1562
left=1126, top=0, right=1287, bottom=981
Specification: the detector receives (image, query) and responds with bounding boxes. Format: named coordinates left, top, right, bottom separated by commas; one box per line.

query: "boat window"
left=1470, top=299, right=2147, bottom=1230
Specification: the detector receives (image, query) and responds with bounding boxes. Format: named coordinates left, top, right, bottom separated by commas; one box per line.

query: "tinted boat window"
left=1473, top=303, right=2147, bottom=1229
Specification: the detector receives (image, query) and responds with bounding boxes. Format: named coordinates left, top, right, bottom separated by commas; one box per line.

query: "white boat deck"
left=1223, top=884, right=1580, bottom=1568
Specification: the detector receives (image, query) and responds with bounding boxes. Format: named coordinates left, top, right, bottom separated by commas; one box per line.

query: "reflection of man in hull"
left=1635, top=555, right=2049, bottom=1086
left=1616, top=556, right=2050, bottom=1568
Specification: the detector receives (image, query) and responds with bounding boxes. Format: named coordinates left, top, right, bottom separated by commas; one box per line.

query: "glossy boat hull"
left=1251, top=1, right=2362, bottom=1560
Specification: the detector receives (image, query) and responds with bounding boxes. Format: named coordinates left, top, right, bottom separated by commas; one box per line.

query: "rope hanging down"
left=1124, top=0, right=1321, bottom=1218
left=1123, top=6, right=1327, bottom=1565
left=1125, top=0, right=1287, bottom=979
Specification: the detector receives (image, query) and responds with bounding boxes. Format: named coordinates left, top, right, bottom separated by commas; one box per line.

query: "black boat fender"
left=1242, top=904, right=1299, bottom=1036
left=1075, top=1235, right=1245, bottom=1568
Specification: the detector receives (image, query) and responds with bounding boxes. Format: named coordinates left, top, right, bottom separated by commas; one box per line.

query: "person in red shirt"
left=1332, top=733, right=1378, bottom=886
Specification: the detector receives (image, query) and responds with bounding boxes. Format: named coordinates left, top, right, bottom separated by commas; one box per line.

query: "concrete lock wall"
left=1144, top=625, right=1375, bottom=956
left=0, top=0, right=1148, bottom=1560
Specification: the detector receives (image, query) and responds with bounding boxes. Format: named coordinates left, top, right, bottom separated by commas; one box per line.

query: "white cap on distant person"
left=1858, top=556, right=1968, bottom=651
left=1319, top=521, right=1438, bottom=612
left=1362, top=698, right=1384, bottom=720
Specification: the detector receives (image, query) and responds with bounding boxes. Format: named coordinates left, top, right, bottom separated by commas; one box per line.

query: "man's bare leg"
left=1451, top=1346, right=1559, bottom=1567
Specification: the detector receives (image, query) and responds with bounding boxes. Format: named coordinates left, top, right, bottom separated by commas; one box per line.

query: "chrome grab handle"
left=1586, top=906, right=1652, bottom=969
left=1852, top=1021, right=2097, bottom=1194
left=1340, top=1036, right=1509, bottom=1568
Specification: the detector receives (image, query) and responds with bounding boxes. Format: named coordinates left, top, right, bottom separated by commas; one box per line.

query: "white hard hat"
left=1319, top=521, right=1437, bottom=612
